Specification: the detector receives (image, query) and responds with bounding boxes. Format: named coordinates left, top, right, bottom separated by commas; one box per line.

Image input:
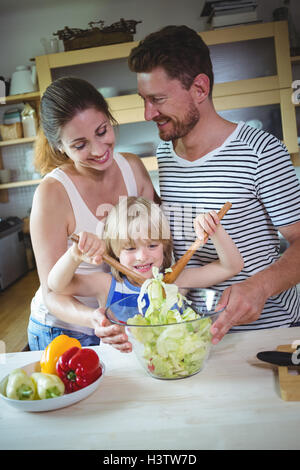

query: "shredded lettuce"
left=127, top=267, right=212, bottom=379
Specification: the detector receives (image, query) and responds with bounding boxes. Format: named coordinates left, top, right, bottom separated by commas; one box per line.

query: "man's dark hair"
left=128, top=25, right=214, bottom=96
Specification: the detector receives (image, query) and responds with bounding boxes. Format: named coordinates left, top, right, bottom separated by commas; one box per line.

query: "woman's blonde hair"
left=34, top=77, right=117, bottom=175
left=103, top=197, right=173, bottom=281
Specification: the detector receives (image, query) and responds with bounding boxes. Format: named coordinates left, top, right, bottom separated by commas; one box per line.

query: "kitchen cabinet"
left=36, top=21, right=300, bottom=171
left=0, top=136, right=36, bottom=148
left=1, top=20, right=298, bottom=201
left=35, top=20, right=299, bottom=170
left=0, top=216, right=28, bottom=290
left=0, top=91, right=41, bottom=202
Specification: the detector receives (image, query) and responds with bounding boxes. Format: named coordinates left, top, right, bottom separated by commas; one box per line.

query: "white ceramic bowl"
left=0, top=357, right=105, bottom=412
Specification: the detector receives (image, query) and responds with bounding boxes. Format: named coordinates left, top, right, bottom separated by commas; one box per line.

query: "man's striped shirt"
left=157, top=121, right=300, bottom=330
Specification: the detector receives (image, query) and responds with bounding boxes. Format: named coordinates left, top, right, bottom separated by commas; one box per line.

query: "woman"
left=28, top=76, right=158, bottom=350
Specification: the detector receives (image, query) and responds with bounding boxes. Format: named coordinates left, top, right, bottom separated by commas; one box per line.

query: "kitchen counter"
left=0, top=326, right=300, bottom=451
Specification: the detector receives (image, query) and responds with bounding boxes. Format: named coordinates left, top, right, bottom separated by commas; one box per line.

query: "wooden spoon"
left=69, top=233, right=145, bottom=286
left=163, top=201, right=232, bottom=284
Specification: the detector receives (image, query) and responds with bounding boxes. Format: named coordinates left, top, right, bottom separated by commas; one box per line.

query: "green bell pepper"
left=31, top=372, right=65, bottom=399
left=6, top=368, right=36, bottom=401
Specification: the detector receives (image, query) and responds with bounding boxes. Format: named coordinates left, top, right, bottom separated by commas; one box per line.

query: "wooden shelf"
left=291, top=56, right=300, bottom=64
left=0, top=178, right=42, bottom=190
left=35, top=21, right=298, bottom=157
left=0, top=159, right=156, bottom=191
left=0, top=91, right=40, bottom=105
left=0, top=136, right=37, bottom=147
left=291, top=151, right=300, bottom=166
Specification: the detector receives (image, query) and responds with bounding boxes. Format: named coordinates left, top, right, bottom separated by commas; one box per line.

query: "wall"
left=0, top=0, right=209, bottom=78
left=0, top=0, right=206, bottom=218
left=0, top=0, right=300, bottom=218
left=1, top=0, right=299, bottom=79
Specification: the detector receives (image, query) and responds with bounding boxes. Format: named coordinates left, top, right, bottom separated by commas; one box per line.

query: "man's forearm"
left=210, top=238, right=300, bottom=345
left=251, top=240, right=300, bottom=298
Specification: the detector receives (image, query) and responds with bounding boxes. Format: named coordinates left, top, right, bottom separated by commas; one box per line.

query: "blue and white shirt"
left=106, top=276, right=149, bottom=322
left=156, top=121, right=300, bottom=330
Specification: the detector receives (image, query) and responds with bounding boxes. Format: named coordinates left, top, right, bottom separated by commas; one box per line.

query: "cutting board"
left=277, top=344, right=300, bottom=401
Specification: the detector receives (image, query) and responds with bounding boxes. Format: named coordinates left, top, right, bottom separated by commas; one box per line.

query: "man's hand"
left=211, top=279, right=268, bottom=344
left=91, top=308, right=132, bottom=353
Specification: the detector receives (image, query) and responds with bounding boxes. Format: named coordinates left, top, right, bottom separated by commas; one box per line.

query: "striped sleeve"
left=255, top=137, right=300, bottom=227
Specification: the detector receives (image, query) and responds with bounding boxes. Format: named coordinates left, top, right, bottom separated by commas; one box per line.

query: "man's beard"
left=157, top=102, right=200, bottom=141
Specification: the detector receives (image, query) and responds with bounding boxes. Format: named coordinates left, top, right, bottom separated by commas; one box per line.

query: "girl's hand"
left=194, top=210, right=220, bottom=240
left=91, top=308, right=132, bottom=353
left=71, top=231, right=106, bottom=265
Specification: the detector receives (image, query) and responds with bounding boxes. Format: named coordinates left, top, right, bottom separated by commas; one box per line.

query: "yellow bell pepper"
left=40, top=335, right=81, bottom=374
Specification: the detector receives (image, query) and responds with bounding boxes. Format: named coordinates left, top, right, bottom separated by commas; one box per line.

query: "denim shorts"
left=28, top=317, right=100, bottom=351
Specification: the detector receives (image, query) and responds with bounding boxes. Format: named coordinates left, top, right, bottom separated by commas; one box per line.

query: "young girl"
left=48, top=197, right=243, bottom=328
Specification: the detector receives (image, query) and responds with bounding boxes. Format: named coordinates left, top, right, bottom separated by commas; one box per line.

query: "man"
left=126, top=25, right=300, bottom=344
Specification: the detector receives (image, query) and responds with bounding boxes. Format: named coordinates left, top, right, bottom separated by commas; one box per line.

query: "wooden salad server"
left=69, top=233, right=145, bottom=286
left=163, top=201, right=232, bottom=284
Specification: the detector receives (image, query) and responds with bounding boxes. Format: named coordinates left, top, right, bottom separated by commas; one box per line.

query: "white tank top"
left=31, top=152, right=138, bottom=334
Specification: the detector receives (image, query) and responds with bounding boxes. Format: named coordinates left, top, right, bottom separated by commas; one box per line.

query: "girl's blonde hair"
left=34, top=77, right=117, bottom=175
left=103, top=196, right=173, bottom=281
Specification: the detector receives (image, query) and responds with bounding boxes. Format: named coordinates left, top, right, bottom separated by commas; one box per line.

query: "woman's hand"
left=91, top=308, right=132, bottom=353
left=71, top=231, right=106, bottom=265
left=194, top=210, right=220, bottom=241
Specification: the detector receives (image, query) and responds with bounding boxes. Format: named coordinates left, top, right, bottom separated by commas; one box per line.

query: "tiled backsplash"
left=1, top=143, right=39, bottom=181
left=0, top=144, right=161, bottom=220
left=0, top=143, right=40, bottom=219
left=0, top=185, right=36, bottom=219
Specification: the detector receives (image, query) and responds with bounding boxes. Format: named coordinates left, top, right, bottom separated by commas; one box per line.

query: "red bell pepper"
left=56, top=347, right=102, bottom=393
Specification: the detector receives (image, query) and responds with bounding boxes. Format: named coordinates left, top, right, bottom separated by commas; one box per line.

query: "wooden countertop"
left=1, top=326, right=300, bottom=450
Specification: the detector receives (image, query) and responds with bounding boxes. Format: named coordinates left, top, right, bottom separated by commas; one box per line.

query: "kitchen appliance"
left=0, top=217, right=28, bottom=290
left=9, top=65, right=37, bottom=95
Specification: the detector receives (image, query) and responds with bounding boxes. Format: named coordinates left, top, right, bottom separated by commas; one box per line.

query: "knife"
left=256, top=349, right=300, bottom=367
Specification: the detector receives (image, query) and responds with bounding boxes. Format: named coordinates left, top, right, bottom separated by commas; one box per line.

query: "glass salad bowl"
left=105, top=288, right=225, bottom=380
